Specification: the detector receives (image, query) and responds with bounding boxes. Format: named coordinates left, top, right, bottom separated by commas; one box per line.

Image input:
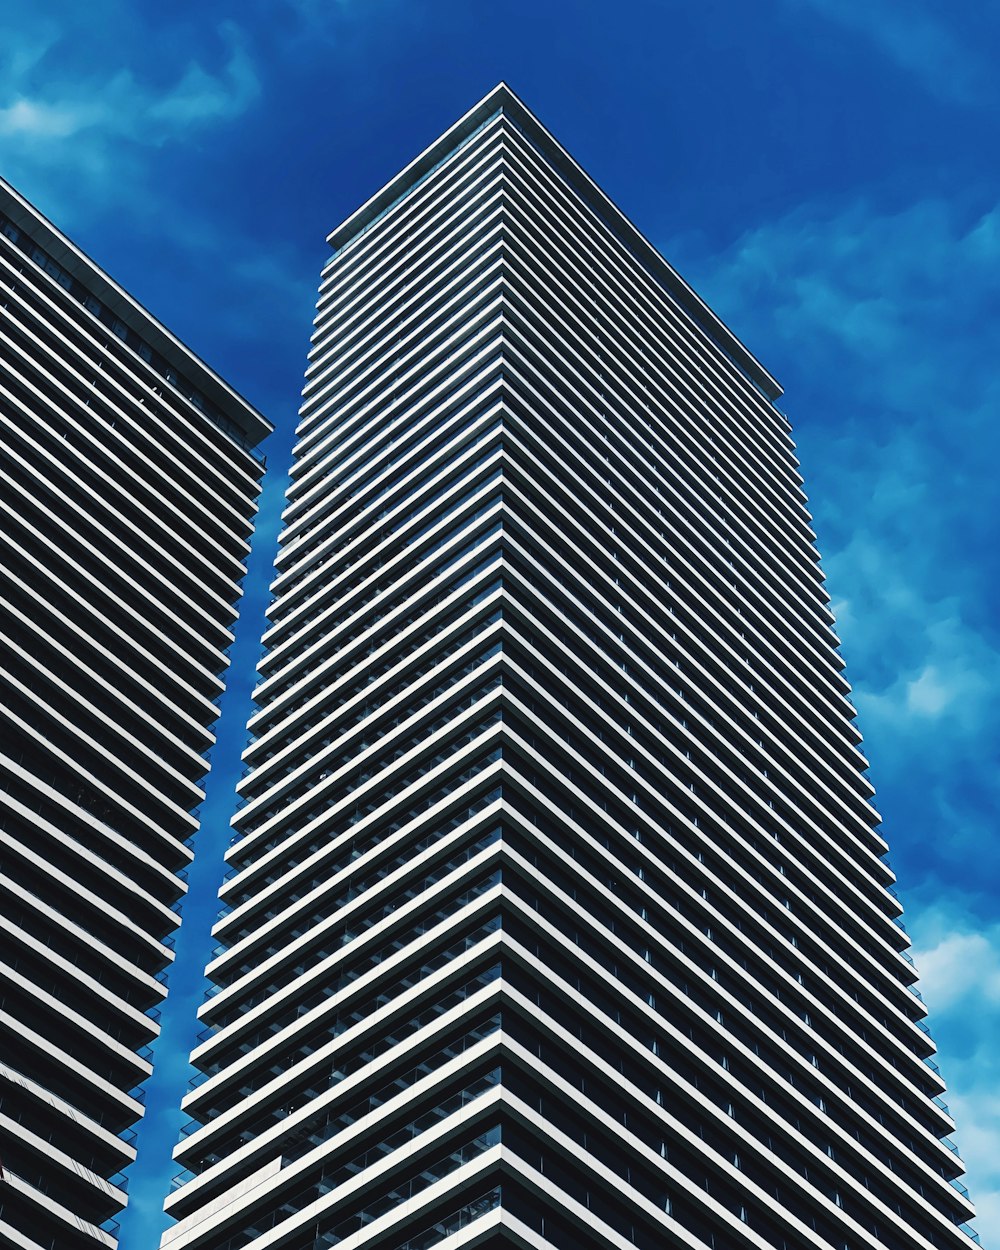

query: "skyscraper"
left=0, top=178, right=270, bottom=1249
left=164, top=85, right=977, bottom=1250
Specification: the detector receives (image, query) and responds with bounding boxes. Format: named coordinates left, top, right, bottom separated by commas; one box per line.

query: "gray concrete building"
left=0, top=178, right=270, bottom=1250
left=164, top=86, right=977, bottom=1250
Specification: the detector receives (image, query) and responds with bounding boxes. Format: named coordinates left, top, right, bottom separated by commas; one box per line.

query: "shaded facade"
left=0, top=178, right=271, bottom=1250
left=164, top=87, right=977, bottom=1250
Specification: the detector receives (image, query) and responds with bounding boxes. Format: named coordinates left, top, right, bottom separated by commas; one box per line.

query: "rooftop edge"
left=325, top=82, right=782, bottom=403
left=0, top=176, right=273, bottom=449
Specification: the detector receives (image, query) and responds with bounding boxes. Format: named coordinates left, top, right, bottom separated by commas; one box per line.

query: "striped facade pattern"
left=0, top=180, right=270, bottom=1250
left=164, top=87, right=977, bottom=1250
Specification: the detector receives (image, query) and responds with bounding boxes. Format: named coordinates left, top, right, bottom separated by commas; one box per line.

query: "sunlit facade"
left=0, top=177, right=270, bottom=1250
left=164, top=86, right=977, bottom=1250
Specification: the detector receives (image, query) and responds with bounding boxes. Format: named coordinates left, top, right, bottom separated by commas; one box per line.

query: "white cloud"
left=0, top=96, right=90, bottom=138
left=917, top=929, right=1000, bottom=1013
left=904, top=666, right=953, bottom=719
left=911, top=911, right=1000, bottom=1243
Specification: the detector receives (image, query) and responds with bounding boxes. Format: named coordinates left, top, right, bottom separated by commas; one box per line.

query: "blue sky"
left=3, top=2, right=997, bottom=1245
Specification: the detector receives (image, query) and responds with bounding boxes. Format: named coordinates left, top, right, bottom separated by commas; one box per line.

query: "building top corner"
left=325, top=82, right=782, bottom=404
left=0, top=176, right=273, bottom=449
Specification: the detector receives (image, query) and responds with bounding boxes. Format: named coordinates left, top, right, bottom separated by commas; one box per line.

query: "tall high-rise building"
left=164, top=85, right=977, bottom=1250
left=0, top=179, right=270, bottom=1250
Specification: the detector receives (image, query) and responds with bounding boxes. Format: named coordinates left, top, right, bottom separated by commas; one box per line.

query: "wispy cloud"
left=674, top=191, right=1000, bottom=1236
left=785, top=0, right=996, bottom=106
left=0, top=13, right=260, bottom=216
left=148, top=25, right=260, bottom=128
left=0, top=20, right=258, bottom=144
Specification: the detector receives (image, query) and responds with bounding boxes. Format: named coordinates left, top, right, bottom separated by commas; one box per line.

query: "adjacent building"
left=0, top=178, right=271, bottom=1250
left=164, top=85, right=977, bottom=1250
